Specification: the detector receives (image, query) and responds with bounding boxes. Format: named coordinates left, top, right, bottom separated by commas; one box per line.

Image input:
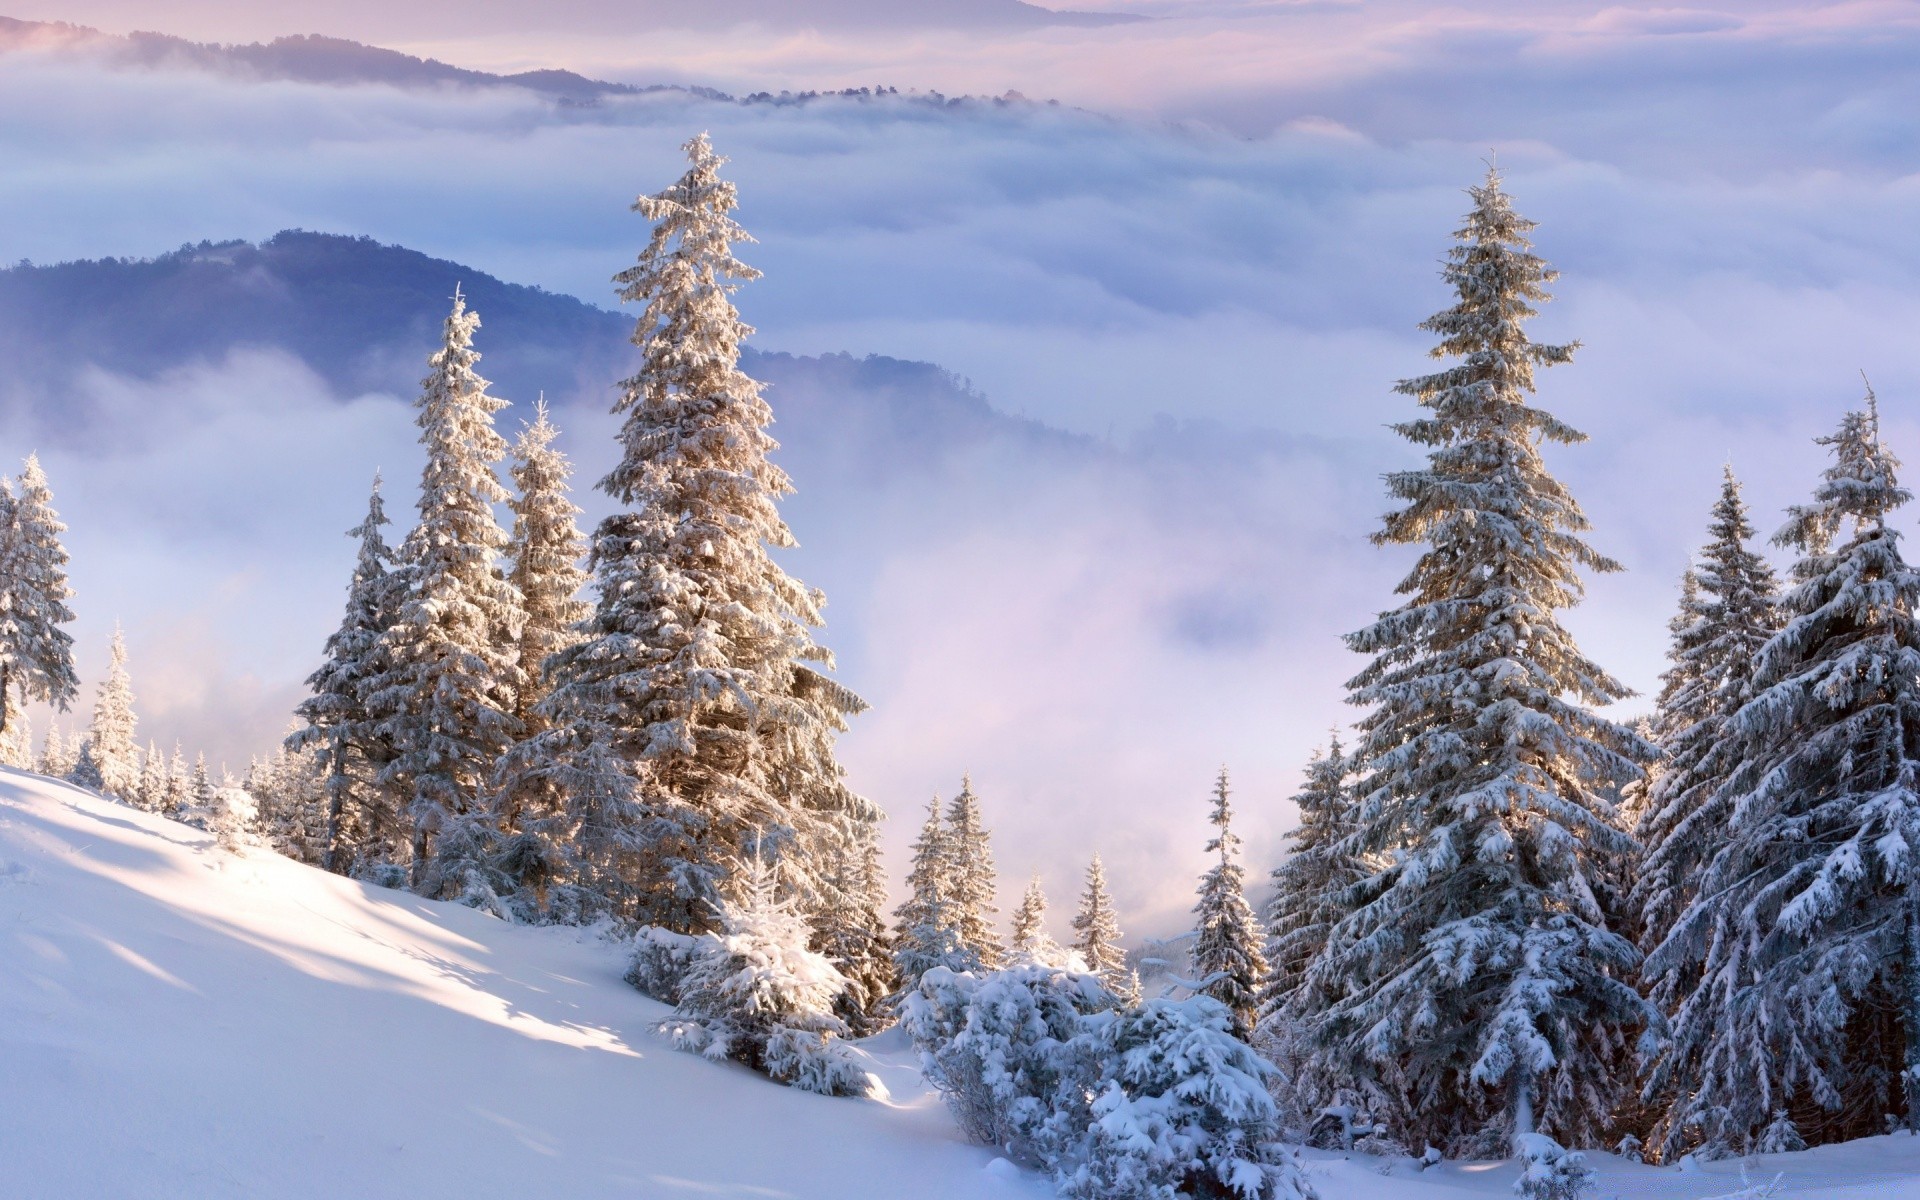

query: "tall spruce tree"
left=533, top=133, right=861, bottom=930
left=1651, top=396, right=1920, bottom=1154
left=1010, top=875, right=1058, bottom=961
left=487, top=403, right=592, bottom=909
left=368, top=293, right=524, bottom=892
left=892, top=796, right=973, bottom=995
left=290, top=475, right=405, bottom=874
left=813, top=819, right=895, bottom=1035
left=1190, top=768, right=1268, bottom=1038
left=943, top=775, right=1002, bottom=969
left=0, top=456, right=77, bottom=738
left=1635, top=469, right=1781, bottom=1035
left=1260, top=737, right=1361, bottom=1027
left=1072, top=853, right=1127, bottom=994
left=87, top=625, right=138, bottom=801
left=1316, top=167, right=1653, bottom=1157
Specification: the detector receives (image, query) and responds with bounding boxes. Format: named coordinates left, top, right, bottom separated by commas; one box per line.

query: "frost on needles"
left=1309, top=166, right=1654, bottom=1161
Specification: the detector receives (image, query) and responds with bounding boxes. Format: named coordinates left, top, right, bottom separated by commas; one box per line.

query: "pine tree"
left=1072, top=854, right=1127, bottom=995
left=1190, top=768, right=1268, bottom=1039
left=38, top=721, right=68, bottom=777
left=1010, top=875, right=1064, bottom=963
left=191, top=753, right=213, bottom=814
left=367, top=292, right=524, bottom=892
left=0, top=455, right=78, bottom=739
left=166, top=744, right=189, bottom=815
left=1316, top=167, right=1653, bottom=1156
left=532, top=133, right=862, bottom=929
left=1260, top=737, right=1362, bottom=1026
left=489, top=403, right=591, bottom=908
left=812, top=819, right=895, bottom=1035
left=1651, top=395, right=1920, bottom=1153
left=86, top=625, right=139, bottom=801
left=68, top=739, right=102, bottom=792
left=944, top=775, right=1003, bottom=969
left=136, top=740, right=165, bottom=812
left=892, top=796, right=974, bottom=995
left=1636, top=471, right=1784, bottom=1153
left=290, top=475, right=406, bottom=874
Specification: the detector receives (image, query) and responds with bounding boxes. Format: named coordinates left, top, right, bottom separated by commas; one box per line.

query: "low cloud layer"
left=0, top=8, right=1917, bottom=933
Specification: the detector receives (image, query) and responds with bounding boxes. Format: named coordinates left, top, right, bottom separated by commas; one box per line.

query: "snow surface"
left=3, top=767, right=1919, bottom=1199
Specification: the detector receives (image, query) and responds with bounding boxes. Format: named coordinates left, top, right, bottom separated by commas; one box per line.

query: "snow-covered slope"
left=4, top=767, right=1919, bottom=1199
left=0, top=769, right=1049, bottom=1200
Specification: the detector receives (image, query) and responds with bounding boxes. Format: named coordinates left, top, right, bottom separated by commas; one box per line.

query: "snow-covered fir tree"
left=944, top=775, right=1002, bottom=969
left=290, top=475, right=405, bottom=874
left=166, top=744, right=189, bottom=815
left=1315, top=167, right=1653, bottom=1157
left=892, top=796, right=974, bottom=994
left=1259, top=737, right=1361, bottom=1026
left=1189, top=768, right=1268, bottom=1039
left=810, top=819, right=895, bottom=1035
left=1650, top=395, right=1920, bottom=1154
left=366, top=293, right=524, bottom=892
left=1634, top=467, right=1782, bottom=1089
left=68, top=739, right=103, bottom=792
left=136, top=740, right=165, bottom=813
left=1010, top=875, right=1068, bottom=964
left=0, top=455, right=77, bottom=741
left=662, top=850, right=873, bottom=1097
left=39, top=721, right=74, bottom=778
left=86, top=625, right=138, bottom=801
left=1072, top=853, right=1128, bottom=995
left=530, top=133, right=865, bottom=930
left=489, top=401, right=591, bottom=907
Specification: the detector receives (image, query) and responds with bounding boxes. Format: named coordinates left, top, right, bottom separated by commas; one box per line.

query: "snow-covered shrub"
left=1512, top=1132, right=1593, bottom=1200
left=626, top=926, right=708, bottom=1005
left=205, top=787, right=258, bottom=852
left=660, top=859, right=874, bottom=1098
left=902, top=961, right=1115, bottom=1166
left=1058, top=997, right=1315, bottom=1200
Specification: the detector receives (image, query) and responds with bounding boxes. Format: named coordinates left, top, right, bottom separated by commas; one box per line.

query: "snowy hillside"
left=0, top=768, right=1049, bottom=1200
left=2, top=768, right=1916, bottom=1199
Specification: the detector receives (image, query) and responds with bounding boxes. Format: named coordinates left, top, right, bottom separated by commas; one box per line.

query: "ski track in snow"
left=2, top=766, right=1918, bottom=1199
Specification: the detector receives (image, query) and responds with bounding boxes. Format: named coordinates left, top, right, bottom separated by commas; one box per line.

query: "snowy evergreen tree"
left=1650, top=396, right=1920, bottom=1153
left=529, top=133, right=863, bottom=930
left=1316, top=167, right=1653, bottom=1156
left=811, top=818, right=895, bottom=1035
left=68, top=739, right=102, bottom=792
left=1011, top=875, right=1070, bottom=965
left=488, top=401, right=591, bottom=907
left=1190, top=768, right=1269, bottom=1039
left=1259, top=737, right=1362, bottom=1027
left=662, top=851, right=874, bottom=1097
left=944, top=774, right=1003, bottom=969
left=290, top=475, right=406, bottom=875
left=166, top=744, right=189, bottom=816
left=1072, top=854, right=1127, bottom=995
left=1635, top=467, right=1782, bottom=1005
left=1063, top=998, right=1317, bottom=1200
left=86, top=626, right=138, bottom=801
left=893, top=796, right=975, bottom=994
left=136, top=740, right=165, bottom=812
left=0, top=456, right=77, bottom=739
left=366, top=293, right=524, bottom=892
left=39, top=721, right=73, bottom=778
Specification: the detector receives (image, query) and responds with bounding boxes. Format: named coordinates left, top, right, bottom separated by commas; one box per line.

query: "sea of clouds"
left=2, top=0, right=1918, bottom=932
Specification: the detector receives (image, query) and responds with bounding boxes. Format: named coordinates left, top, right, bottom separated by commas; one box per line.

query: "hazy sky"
left=3, top=0, right=1918, bottom=936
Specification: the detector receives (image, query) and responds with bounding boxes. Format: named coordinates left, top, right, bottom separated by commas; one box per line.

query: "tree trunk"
left=1905, top=902, right=1920, bottom=1133
left=321, top=736, right=347, bottom=875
